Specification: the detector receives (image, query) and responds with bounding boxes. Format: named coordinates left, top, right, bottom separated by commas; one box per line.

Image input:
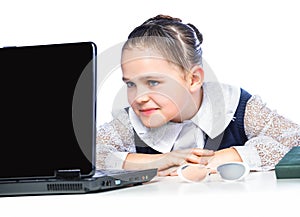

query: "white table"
left=1, top=171, right=299, bottom=217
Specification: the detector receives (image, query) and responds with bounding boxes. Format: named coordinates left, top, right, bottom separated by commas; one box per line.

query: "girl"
left=96, top=14, right=300, bottom=176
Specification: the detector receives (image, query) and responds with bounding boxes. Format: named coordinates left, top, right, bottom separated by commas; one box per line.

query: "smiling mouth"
left=139, top=108, right=159, bottom=115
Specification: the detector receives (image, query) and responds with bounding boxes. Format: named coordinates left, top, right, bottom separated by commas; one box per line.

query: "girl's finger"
left=192, top=148, right=214, bottom=157
left=158, top=166, right=178, bottom=176
left=186, top=154, right=208, bottom=165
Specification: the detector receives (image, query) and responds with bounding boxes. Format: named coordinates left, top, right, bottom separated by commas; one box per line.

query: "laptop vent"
left=47, top=183, right=83, bottom=192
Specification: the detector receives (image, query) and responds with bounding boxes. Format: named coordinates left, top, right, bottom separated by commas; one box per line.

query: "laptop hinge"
left=55, top=169, right=81, bottom=180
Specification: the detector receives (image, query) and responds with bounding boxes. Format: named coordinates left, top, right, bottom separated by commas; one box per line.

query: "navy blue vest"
left=126, top=88, right=252, bottom=153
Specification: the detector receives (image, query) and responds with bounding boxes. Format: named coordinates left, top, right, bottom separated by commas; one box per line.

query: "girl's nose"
left=135, top=87, right=150, bottom=103
left=135, top=92, right=150, bottom=103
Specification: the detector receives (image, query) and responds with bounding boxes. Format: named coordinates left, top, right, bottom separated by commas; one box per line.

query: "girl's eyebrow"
left=142, top=75, right=164, bottom=80
left=122, top=75, right=165, bottom=82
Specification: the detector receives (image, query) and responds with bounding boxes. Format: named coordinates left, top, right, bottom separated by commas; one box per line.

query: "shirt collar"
left=191, top=82, right=240, bottom=138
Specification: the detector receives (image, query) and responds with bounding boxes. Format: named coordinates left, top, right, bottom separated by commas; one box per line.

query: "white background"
left=1, top=0, right=299, bottom=216
left=1, top=0, right=300, bottom=127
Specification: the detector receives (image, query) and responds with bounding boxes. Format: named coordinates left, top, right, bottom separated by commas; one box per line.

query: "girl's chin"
left=143, top=122, right=166, bottom=128
left=140, top=115, right=167, bottom=128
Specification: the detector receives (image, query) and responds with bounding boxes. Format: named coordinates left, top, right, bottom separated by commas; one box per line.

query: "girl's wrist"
left=207, top=147, right=242, bottom=170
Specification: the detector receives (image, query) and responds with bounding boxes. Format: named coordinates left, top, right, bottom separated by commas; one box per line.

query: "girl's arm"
left=207, top=95, right=300, bottom=171
left=96, top=110, right=136, bottom=169
left=123, top=148, right=214, bottom=171
left=241, top=95, right=300, bottom=169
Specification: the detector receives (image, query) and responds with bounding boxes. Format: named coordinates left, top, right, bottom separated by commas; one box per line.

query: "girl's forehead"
left=122, top=65, right=186, bottom=83
left=121, top=48, right=187, bottom=80
left=123, top=57, right=181, bottom=70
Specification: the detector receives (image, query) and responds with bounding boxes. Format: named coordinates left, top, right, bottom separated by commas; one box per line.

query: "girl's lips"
left=139, top=108, right=159, bottom=116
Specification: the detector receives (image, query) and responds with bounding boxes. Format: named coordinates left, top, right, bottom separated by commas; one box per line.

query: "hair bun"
left=187, top=23, right=203, bottom=45
left=143, top=14, right=182, bottom=25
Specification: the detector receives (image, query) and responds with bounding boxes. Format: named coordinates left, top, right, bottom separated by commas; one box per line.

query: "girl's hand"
left=205, top=147, right=242, bottom=172
left=158, top=148, right=243, bottom=176
left=157, top=148, right=214, bottom=176
left=162, top=148, right=214, bottom=167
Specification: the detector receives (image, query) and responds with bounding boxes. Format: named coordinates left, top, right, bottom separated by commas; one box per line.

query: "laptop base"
left=0, top=168, right=157, bottom=197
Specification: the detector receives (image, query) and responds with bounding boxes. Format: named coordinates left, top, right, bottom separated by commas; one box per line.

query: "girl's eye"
left=126, top=81, right=136, bottom=88
left=148, top=80, right=159, bottom=87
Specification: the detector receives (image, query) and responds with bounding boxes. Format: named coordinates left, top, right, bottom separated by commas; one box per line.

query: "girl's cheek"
left=127, top=90, right=136, bottom=105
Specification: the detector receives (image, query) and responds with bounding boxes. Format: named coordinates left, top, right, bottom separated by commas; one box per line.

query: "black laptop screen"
left=0, top=42, right=96, bottom=180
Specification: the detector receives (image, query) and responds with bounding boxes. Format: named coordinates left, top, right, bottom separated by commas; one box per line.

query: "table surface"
left=1, top=170, right=299, bottom=217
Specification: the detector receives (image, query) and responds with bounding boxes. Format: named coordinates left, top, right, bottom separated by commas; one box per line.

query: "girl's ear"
left=189, top=65, right=204, bottom=92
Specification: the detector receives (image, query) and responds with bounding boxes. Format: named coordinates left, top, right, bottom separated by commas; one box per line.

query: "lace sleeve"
left=243, top=95, right=300, bottom=169
left=96, top=109, right=136, bottom=169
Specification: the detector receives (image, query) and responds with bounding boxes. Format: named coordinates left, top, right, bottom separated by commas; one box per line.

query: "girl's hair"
left=122, top=14, right=203, bottom=72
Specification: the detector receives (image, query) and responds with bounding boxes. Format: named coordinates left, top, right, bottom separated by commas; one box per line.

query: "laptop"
left=0, top=42, right=157, bottom=197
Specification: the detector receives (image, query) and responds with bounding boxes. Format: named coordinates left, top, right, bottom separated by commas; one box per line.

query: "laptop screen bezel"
left=0, top=41, right=97, bottom=181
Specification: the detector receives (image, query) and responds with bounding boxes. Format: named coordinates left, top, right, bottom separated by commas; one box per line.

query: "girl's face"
left=121, top=49, right=202, bottom=128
